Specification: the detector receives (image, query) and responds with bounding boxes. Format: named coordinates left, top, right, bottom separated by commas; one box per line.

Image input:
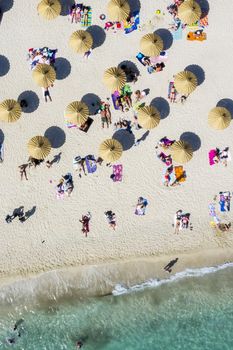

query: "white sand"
left=0, top=0, right=233, bottom=280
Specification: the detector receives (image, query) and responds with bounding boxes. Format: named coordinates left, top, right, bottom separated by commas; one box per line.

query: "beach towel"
left=199, top=16, right=208, bottom=28
left=174, top=166, right=186, bottom=182
left=172, top=24, right=183, bottom=40
left=168, top=81, right=177, bottom=100
left=111, top=90, right=120, bottom=110
left=150, top=51, right=168, bottom=65
left=85, top=156, right=97, bottom=174
left=112, top=164, right=123, bottom=182
left=124, top=11, right=140, bottom=34
left=81, top=7, right=92, bottom=27
left=209, top=149, right=217, bottom=165
left=219, top=192, right=231, bottom=212
left=0, top=143, right=4, bottom=163
left=65, top=120, right=78, bottom=128
left=136, top=52, right=147, bottom=66
left=79, top=117, right=93, bottom=133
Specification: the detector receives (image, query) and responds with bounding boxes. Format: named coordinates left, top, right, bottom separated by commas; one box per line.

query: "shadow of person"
left=0, top=55, right=10, bottom=77
left=185, top=64, right=205, bottom=86
left=44, top=126, right=66, bottom=148
left=25, top=206, right=36, bottom=221
left=86, top=25, right=106, bottom=49
left=18, top=90, right=40, bottom=113
left=0, top=129, right=4, bottom=144
left=180, top=132, right=201, bottom=152
left=81, top=93, right=101, bottom=115
left=154, top=28, right=173, bottom=50
left=112, top=129, right=135, bottom=151
left=54, top=57, right=71, bottom=80
left=217, top=99, right=233, bottom=119
left=128, top=0, right=141, bottom=13
left=118, top=60, right=140, bottom=83
left=0, top=0, right=14, bottom=13
left=196, top=0, right=209, bottom=18
left=60, top=0, right=75, bottom=16
left=150, top=97, right=170, bottom=120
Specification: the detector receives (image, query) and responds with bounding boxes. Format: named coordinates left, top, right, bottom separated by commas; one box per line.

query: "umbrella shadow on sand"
left=0, top=129, right=4, bottom=144
left=128, top=0, right=141, bottom=13
left=196, top=0, right=210, bottom=18
left=180, top=132, right=201, bottom=152
left=118, top=60, right=140, bottom=83
left=18, top=91, right=40, bottom=113
left=86, top=26, right=106, bottom=49
left=54, top=57, right=71, bottom=80
left=185, top=64, right=205, bottom=86
left=113, top=129, right=135, bottom=151
left=44, top=126, right=66, bottom=148
left=150, top=97, right=170, bottom=120
left=81, top=93, right=101, bottom=115
left=0, top=55, right=10, bottom=76
left=217, top=99, right=233, bottom=119
left=60, top=0, right=75, bottom=16
left=0, top=0, right=14, bottom=13
left=154, top=29, right=173, bottom=50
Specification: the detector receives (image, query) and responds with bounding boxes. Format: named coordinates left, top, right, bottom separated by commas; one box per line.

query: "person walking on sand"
left=18, top=164, right=28, bottom=180
left=42, top=86, right=52, bottom=102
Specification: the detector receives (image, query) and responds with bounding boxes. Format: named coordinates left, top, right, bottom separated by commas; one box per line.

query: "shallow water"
left=0, top=266, right=233, bottom=350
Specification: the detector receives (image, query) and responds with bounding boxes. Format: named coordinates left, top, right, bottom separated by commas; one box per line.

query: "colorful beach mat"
left=124, top=11, right=140, bottom=34
left=112, top=164, right=123, bottom=182
left=81, top=7, right=92, bottom=27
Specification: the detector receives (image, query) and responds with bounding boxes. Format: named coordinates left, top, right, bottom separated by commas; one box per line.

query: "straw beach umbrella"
left=138, top=105, right=160, bottom=129
left=69, top=30, right=93, bottom=54
left=37, top=0, right=61, bottom=20
left=170, top=140, right=193, bottom=164
left=107, top=0, right=130, bottom=22
left=65, top=101, right=89, bottom=125
left=178, top=0, right=201, bottom=25
left=28, top=136, right=51, bottom=159
left=99, top=138, right=123, bottom=162
left=103, top=67, right=126, bottom=92
left=140, top=33, right=163, bottom=57
left=174, top=70, right=197, bottom=95
left=0, top=99, right=22, bottom=123
left=208, top=107, right=231, bottom=130
left=32, top=64, right=56, bottom=88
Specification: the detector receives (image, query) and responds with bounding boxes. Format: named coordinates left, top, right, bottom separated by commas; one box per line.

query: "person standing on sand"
left=164, top=258, right=179, bottom=273
left=42, top=86, right=52, bottom=102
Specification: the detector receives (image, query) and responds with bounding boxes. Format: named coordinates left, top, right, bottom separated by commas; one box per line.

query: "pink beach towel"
left=112, top=164, right=123, bottom=182
left=209, top=149, right=216, bottom=165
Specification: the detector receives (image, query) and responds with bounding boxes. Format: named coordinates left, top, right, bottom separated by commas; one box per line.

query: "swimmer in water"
left=76, top=340, right=83, bottom=348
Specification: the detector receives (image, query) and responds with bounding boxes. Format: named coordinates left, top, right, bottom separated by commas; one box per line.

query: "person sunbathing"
left=157, top=152, right=172, bottom=166
left=79, top=212, right=91, bottom=237
left=159, top=136, right=175, bottom=148
left=219, top=147, right=229, bottom=166
left=105, top=211, right=116, bottom=230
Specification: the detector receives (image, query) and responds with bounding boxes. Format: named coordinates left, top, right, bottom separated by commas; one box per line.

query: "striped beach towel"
left=81, top=8, right=92, bottom=27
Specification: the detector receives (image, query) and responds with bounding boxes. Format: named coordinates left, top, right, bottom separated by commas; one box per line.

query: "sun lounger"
left=85, top=156, right=97, bottom=174
left=111, top=90, right=120, bottom=110
left=112, top=164, right=123, bottom=182
left=0, top=143, right=4, bottom=163
left=174, top=166, right=186, bottom=182
left=208, top=149, right=216, bottom=165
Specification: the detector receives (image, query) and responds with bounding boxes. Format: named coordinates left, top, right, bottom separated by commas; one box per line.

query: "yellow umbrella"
left=37, top=0, right=61, bottom=20
left=140, top=33, right=163, bottom=57
left=69, top=30, right=93, bottom=54
left=103, top=67, right=126, bottom=92
left=107, top=0, right=130, bottom=21
left=170, top=140, right=193, bottom=164
left=208, top=107, right=231, bottom=130
left=27, top=136, right=51, bottom=159
left=174, top=70, right=197, bottom=95
left=138, top=105, right=160, bottom=129
left=32, top=64, right=56, bottom=88
left=65, top=101, right=89, bottom=125
left=178, top=0, right=201, bottom=25
left=99, top=138, right=123, bottom=162
left=0, top=99, right=22, bottom=123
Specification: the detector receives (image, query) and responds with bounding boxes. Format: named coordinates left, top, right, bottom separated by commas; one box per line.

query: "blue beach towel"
left=85, top=156, right=97, bottom=173
left=124, top=11, right=140, bottom=34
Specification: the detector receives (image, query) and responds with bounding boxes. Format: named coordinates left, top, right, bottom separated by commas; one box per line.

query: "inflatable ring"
left=100, top=14, right=106, bottom=20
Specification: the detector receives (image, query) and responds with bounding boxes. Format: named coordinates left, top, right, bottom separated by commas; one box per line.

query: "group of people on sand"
left=173, top=210, right=192, bottom=234
left=168, top=82, right=188, bottom=104
left=56, top=173, right=74, bottom=198
left=69, top=3, right=90, bottom=25
left=98, top=100, right=112, bottom=128
left=209, top=201, right=232, bottom=233
left=212, top=147, right=230, bottom=167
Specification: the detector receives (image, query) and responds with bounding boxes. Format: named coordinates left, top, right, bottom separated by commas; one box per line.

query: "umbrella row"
left=0, top=98, right=232, bottom=131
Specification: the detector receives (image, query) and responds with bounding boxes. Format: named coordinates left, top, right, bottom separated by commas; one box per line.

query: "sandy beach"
left=0, top=0, right=233, bottom=286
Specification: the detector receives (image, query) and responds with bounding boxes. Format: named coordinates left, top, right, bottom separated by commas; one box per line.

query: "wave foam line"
left=112, top=262, right=233, bottom=296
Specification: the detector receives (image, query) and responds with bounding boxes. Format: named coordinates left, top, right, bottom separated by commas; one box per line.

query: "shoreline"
left=0, top=247, right=232, bottom=307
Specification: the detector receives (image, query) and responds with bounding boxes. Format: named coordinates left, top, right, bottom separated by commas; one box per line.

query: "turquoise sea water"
left=0, top=265, right=233, bottom=350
